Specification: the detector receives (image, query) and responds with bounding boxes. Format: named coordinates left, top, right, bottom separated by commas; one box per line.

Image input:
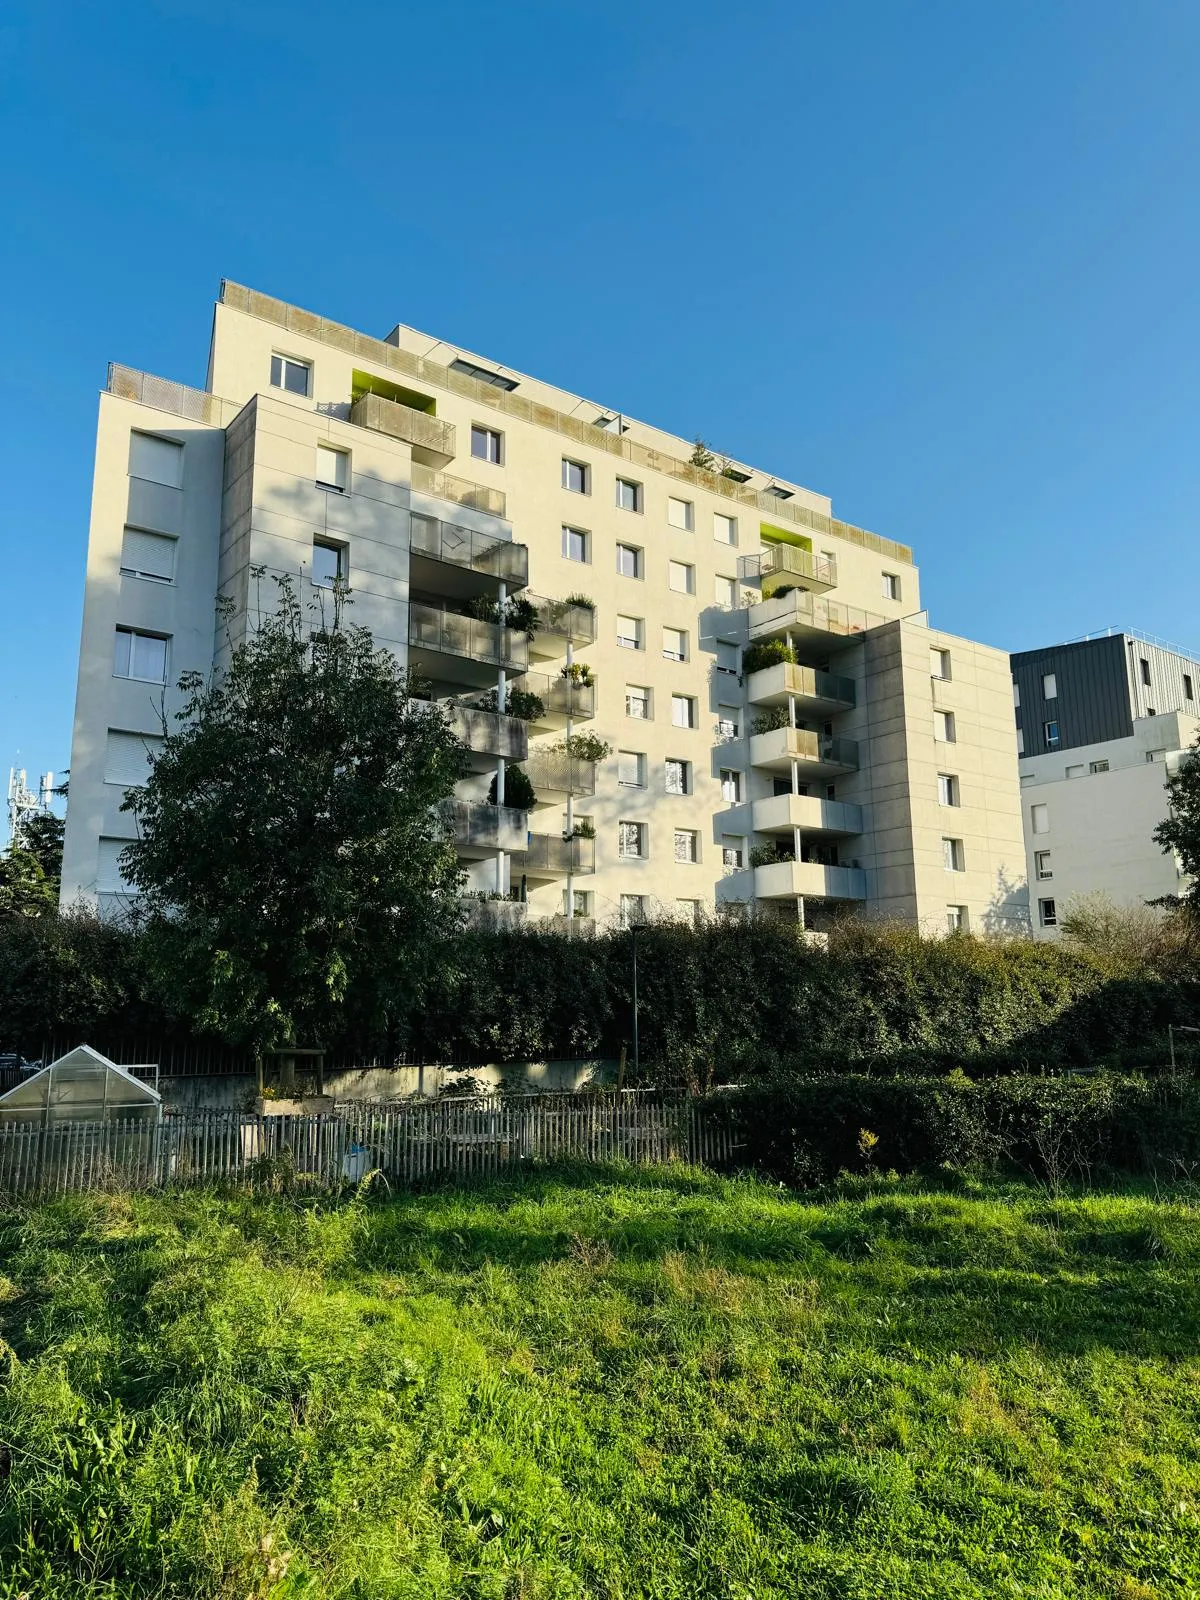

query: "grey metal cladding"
left=1009, top=635, right=1133, bottom=757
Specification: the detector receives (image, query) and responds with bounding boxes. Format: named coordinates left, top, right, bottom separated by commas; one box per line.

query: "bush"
left=488, top=765, right=536, bottom=810
left=742, top=639, right=796, bottom=675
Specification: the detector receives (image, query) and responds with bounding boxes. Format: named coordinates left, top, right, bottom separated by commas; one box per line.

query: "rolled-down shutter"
left=121, top=528, right=176, bottom=581
left=96, top=837, right=135, bottom=893
left=104, top=731, right=164, bottom=788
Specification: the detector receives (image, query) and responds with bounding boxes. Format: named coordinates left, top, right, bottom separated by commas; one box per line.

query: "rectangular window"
left=674, top=828, right=699, bottom=863
left=270, top=354, right=311, bottom=396
left=667, top=496, right=693, bottom=530
left=618, top=750, right=647, bottom=788
left=714, top=513, right=737, bottom=546
left=1044, top=720, right=1060, bottom=747
left=625, top=685, right=651, bottom=720
left=113, top=627, right=168, bottom=684
left=676, top=898, right=701, bottom=924
left=617, top=614, right=643, bottom=651
left=312, top=539, right=346, bottom=589
left=668, top=560, right=695, bottom=595
left=1089, top=759, right=1109, bottom=774
left=671, top=694, right=697, bottom=729
left=946, top=905, right=968, bottom=934
left=1013, top=681, right=1021, bottom=708
left=1140, top=657, right=1152, bottom=687
left=316, top=444, right=349, bottom=491
left=1066, top=764, right=1085, bottom=779
left=616, top=542, right=643, bottom=579
left=1042, top=672, right=1057, bottom=699
left=1031, top=802, right=1049, bottom=835
left=937, top=773, right=959, bottom=806
left=931, top=648, right=951, bottom=680
left=562, top=458, right=590, bottom=494
left=717, top=705, right=740, bottom=741
left=128, top=432, right=183, bottom=488
left=721, top=835, right=745, bottom=869
left=471, top=425, right=503, bottom=464
left=618, top=822, right=647, bottom=859
left=942, top=837, right=965, bottom=872
left=665, top=759, right=691, bottom=796
left=1185, top=674, right=1194, bottom=701
left=663, top=627, right=688, bottom=662
left=620, top=893, right=647, bottom=926
left=120, top=528, right=176, bottom=583
left=934, top=710, right=956, bottom=742
left=1035, top=850, right=1052, bottom=880
left=562, top=525, right=590, bottom=563
left=715, top=574, right=736, bottom=608
left=615, top=477, right=642, bottom=512
left=882, top=572, right=901, bottom=600
left=565, top=889, right=592, bottom=918
left=104, top=730, right=165, bottom=787
left=1039, top=897, right=1057, bottom=928
left=96, top=837, right=135, bottom=897
left=720, top=768, right=742, bottom=804
left=1016, top=727, right=1025, bottom=755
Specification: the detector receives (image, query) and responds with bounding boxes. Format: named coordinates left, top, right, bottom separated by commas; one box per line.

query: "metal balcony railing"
left=513, top=833, right=596, bottom=877
left=438, top=799, right=527, bottom=853
left=349, top=392, right=456, bottom=461
left=745, top=661, right=857, bottom=709
left=750, top=590, right=889, bottom=642
left=448, top=706, right=529, bottom=762
left=524, top=752, right=598, bottom=797
left=409, top=512, right=528, bottom=589
left=107, top=363, right=225, bottom=424
left=408, top=603, right=529, bottom=673
left=739, top=545, right=837, bottom=591
left=411, top=462, right=506, bottom=518
left=527, top=594, right=597, bottom=647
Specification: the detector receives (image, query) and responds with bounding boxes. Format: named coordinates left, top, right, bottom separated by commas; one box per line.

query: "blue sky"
left=2, top=0, right=1199, bottom=791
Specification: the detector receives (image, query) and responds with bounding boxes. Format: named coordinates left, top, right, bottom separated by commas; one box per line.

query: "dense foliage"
left=1155, top=735, right=1200, bottom=913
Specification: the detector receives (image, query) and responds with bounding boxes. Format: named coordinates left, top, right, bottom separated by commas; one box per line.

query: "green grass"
left=2, top=1166, right=1200, bottom=1599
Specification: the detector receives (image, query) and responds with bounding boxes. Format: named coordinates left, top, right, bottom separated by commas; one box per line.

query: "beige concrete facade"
left=62, top=281, right=1029, bottom=933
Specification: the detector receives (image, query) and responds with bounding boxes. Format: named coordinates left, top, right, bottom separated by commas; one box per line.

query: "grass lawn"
left=2, top=1165, right=1200, bottom=1599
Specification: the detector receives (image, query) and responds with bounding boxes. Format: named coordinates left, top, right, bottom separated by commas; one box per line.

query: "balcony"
left=526, top=594, right=598, bottom=656
left=750, top=794, right=864, bottom=837
left=349, top=392, right=456, bottom=466
left=408, top=602, right=529, bottom=688
left=409, top=511, right=528, bottom=600
left=411, top=462, right=506, bottom=519
left=459, top=898, right=529, bottom=932
left=448, top=705, right=529, bottom=768
left=519, top=670, right=596, bottom=727
left=718, top=861, right=867, bottom=905
left=745, top=661, right=856, bottom=713
left=738, top=543, right=837, bottom=596
left=748, top=726, right=860, bottom=776
left=438, top=799, right=527, bottom=857
left=747, top=591, right=887, bottom=652
left=524, top=751, right=598, bottom=799
left=512, top=833, right=596, bottom=880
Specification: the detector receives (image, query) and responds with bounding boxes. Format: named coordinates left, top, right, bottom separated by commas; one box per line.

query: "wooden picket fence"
left=0, top=1092, right=736, bottom=1197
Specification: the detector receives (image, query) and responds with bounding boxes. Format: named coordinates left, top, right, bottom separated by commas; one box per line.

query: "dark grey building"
left=1011, top=631, right=1200, bottom=760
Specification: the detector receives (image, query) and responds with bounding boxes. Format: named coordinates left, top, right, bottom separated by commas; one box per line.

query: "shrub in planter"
left=488, top=765, right=536, bottom=810
left=742, top=639, right=796, bottom=676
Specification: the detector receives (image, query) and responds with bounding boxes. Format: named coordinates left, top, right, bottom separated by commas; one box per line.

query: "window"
left=667, top=496, right=693, bottom=530
left=97, top=837, right=135, bottom=897
left=617, top=614, right=643, bottom=651
left=937, top=773, right=960, bottom=807
left=470, top=425, right=503, bottom=464
left=946, top=905, right=968, bottom=934
left=562, top=525, right=590, bottom=564
left=1016, top=728, right=1025, bottom=755
left=674, top=828, right=699, bottom=863
left=616, top=543, right=643, bottom=579
left=671, top=694, right=697, bottom=729
left=1039, top=897, right=1057, bottom=928
left=312, top=539, right=346, bottom=589
left=618, top=751, right=647, bottom=788
left=270, top=354, right=311, bottom=396
left=882, top=572, right=901, bottom=601
left=934, top=710, right=956, bottom=742
left=1147, top=748, right=1167, bottom=763
left=618, top=822, right=647, bottom=859
left=1031, top=803, right=1049, bottom=835
left=942, top=837, right=965, bottom=872
left=676, top=898, right=702, bottom=925
left=720, top=769, right=742, bottom=804
left=615, top=477, right=642, bottom=513
left=316, top=444, right=349, bottom=492
left=663, top=627, right=688, bottom=663
left=120, top=528, right=176, bottom=583
left=1044, top=720, right=1060, bottom=747
left=113, top=627, right=168, bottom=684
left=1035, top=850, right=1052, bottom=880
left=1140, top=657, right=1152, bottom=687
left=128, top=432, right=183, bottom=488
left=1089, top=759, right=1110, bottom=774
left=1066, top=764, right=1085, bottom=779
left=562, top=458, right=590, bottom=494
left=721, top=835, right=745, bottom=869
left=620, top=893, right=648, bottom=926
left=665, top=759, right=691, bottom=796
left=1041, top=672, right=1057, bottom=700
left=668, top=560, right=695, bottom=595
left=1185, top=674, right=1194, bottom=701
left=625, top=685, right=651, bottom=720
left=714, top=513, right=737, bottom=546
left=449, top=357, right=518, bottom=391
left=717, top=705, right=740, bottom=741
left=1013, top=681, right=1021, bottom=708
left=931, top=648, right=951, bottom=680
left=104, top=730, right=165, bottom=787
left=565, top=889, right=592, bottom=918
left=715, top=574, right=736, bottom=608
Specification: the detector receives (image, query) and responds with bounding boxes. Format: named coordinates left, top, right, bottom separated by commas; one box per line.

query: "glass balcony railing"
left=739, top=544, right=837, bottom=594
left=518, top=671, right=596, bottom=723
left=749, top=590, right=888, bottom=644
left=744, top=661, right=857, bottom=709
left=349, top=392, right=456, bottom=462
left=747, top=727, right=860, bottom=772
left=408, top=602, right=529, bottom=673
left=526, top=593, right=597, bottom=651
left=438, top=799, right=527, bottom=853
left=524, top=751, right=598, bottom=797
left=448, top=705, right=529, bottom=762
left=512, top=834, right=596, bottom=877
left=411, top=462, right=506, bottom=518
left=409, top=513, right=528, bottom=589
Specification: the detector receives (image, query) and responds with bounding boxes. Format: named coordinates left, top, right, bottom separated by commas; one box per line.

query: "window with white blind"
left=316, top=444, right=349, bottom=491
left=104, top=730, right=165, bottom=788
left=667, top=496, right=693, bottom=530
left=716, top=641, right=739, bottom=676
left=663, top=627, right=687, bottom=663
left=714, top=513, right=737, bottom=545
left=668, top=561, right=695, bottom=595
left=715, top=574, right=736, bottom=608
left=946, top=905, right=968, bottom=934
left=96, top=837, right=135, bottom=895
left=721, top=835, right=744, bottom=868
left=674, top=828, right=699, bottom=863
left=113, top=628, right=168, bottom=684
left=934, top=710, right=956, bottom=742
left=128, top=432, right=183, bottom=488
left=665, top=759, right=691, bottom=796
left=671, top=695, right=697, bottom=729
left=720, top=769, right=742, bottom=803
left=1031, top=803, right=1049, bottom=834
left=617, top=614, right=643, bottom=650
left=618, top=750, right=647, bottom=788
left=618, top=821, right=647, bottom=859
left=120, top=528, right=176, bottom=583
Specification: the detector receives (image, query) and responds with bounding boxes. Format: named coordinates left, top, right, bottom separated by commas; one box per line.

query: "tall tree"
left=0, top=847, right=56, bottom=918
left=121, top=581, right=465, bottom=1052
left=1153, top=738, right=1200, bottom=918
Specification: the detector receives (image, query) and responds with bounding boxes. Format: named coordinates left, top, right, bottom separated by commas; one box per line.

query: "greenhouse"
left=0, top=1046, right=162, bottom=1127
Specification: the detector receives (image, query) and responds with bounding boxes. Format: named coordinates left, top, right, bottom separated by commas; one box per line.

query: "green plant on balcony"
left=742, top=639, right=796, bottom=676
left=767, top=583, right=796, bottom=600
left=689, top=437, right=716, bottom=471
left=460, top=594, right=540, bottom=637
left=560, top=662, right=595, bottom=686
left=748, top=842, right=796, bottom=868
left=563, top=592, right=595, bottom=610
left=751, top=707, right=791, bottom=736
left=546, top=731, right=611, bottom=763
left=477, top=686, right=545, bottom=722
left=569, top=818, right=596, bottom=840
left=488, top=765, right=536, bottom=809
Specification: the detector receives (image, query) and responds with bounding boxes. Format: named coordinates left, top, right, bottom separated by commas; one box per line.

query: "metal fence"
left=0, top=1093, right=734, bottom=1196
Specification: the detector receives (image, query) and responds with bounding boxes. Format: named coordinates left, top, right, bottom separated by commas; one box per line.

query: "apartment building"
left=62, top=281, right=1029, bottom=935
left=1011, top=631, right=1200, bottom=935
